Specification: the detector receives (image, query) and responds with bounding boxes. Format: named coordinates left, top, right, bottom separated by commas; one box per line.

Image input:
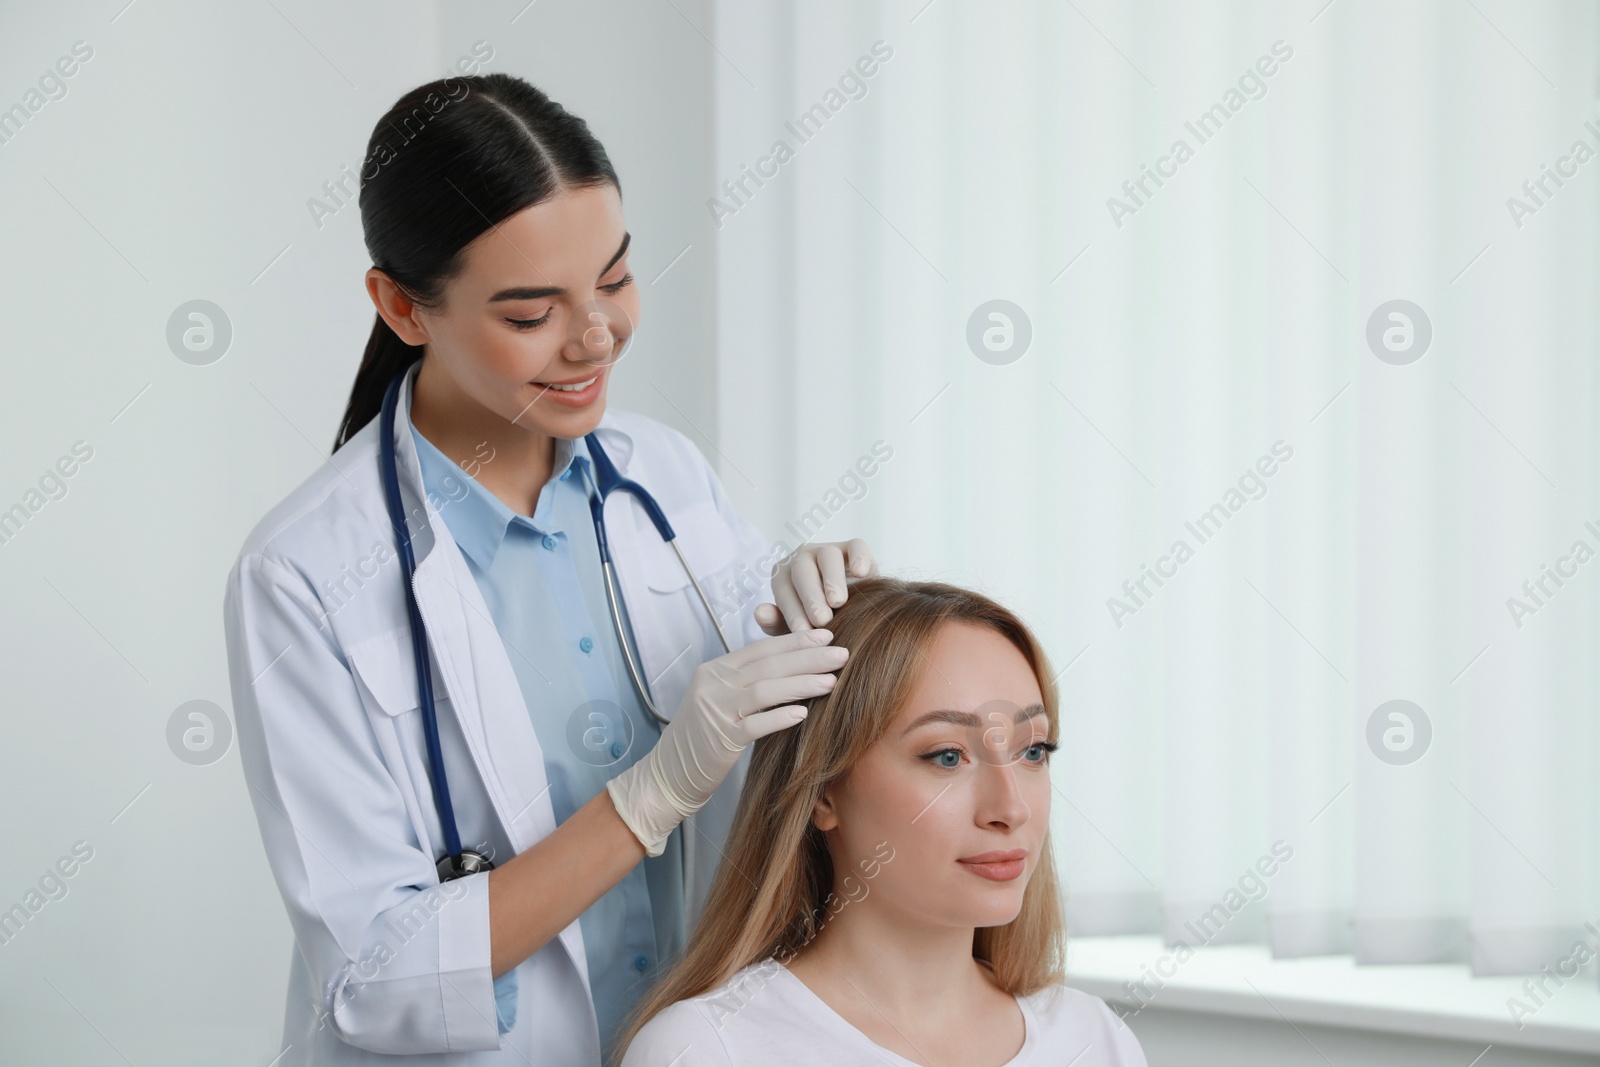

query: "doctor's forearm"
left=486, top=787, right=646, bottom=979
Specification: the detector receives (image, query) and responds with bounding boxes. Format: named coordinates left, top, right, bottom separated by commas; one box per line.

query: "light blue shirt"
left=409, top=405, right=685, bottom=1050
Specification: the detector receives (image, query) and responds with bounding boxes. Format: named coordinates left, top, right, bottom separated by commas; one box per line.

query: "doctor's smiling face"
left=367, top=181, right=637, bottom=446
left=810, top=620, right=1055, bottom=931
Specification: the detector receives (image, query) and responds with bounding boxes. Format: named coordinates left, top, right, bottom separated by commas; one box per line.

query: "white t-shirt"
left=619, top=959, right=1148, bottom=1066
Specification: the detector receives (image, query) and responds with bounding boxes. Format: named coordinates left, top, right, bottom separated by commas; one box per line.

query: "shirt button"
left=633, top=954, right=650, bottom=973
left=541, top=534, right=558, bottom=550
left=610, top=741, right=624, bottom=759
left=579, top=636, right=594, bottom=653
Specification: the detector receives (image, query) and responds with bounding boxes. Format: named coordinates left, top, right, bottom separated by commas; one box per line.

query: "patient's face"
left=813, top=620, right=1052, bottom=931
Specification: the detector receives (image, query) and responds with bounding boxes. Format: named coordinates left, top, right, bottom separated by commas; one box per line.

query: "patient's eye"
left=1019, top=741, right=1058, bottom=765
left=920, top=747, right=964, bottom=769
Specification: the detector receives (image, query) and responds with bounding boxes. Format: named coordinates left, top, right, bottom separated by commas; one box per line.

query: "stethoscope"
left=378, top=365, right=733, bottom=880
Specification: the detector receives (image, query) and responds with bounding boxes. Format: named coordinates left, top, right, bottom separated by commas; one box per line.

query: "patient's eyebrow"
left=900, top=702, right=1046, bottom=736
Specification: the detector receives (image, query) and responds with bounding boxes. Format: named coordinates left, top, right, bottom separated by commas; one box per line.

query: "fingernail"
left=812, top=628, right=833, bottom=642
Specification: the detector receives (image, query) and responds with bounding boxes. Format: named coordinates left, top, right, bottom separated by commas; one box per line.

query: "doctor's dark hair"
left=332, top=73, right=620, bottom=451
left=615, top=576, right=1067, bottom=1061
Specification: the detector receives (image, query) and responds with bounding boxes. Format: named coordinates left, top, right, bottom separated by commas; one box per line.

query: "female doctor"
left=222, top=72, right=876, bottom=1065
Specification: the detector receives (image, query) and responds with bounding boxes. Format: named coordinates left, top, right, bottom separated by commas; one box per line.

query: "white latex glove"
left=756, top=538, right=879, bottom=635
left=607, top=628, right=848, bottom=856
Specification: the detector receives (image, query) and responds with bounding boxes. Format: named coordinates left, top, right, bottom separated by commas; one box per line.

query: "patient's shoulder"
left=1020, top=983, right=1148, bottom=1065
left=619, top=959, right=794, bottom=1067
left=619, top=996, right=733, bottom=1067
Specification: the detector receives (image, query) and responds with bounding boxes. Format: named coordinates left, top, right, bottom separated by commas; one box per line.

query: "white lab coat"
left=222, top=363, right=777, bottom=1065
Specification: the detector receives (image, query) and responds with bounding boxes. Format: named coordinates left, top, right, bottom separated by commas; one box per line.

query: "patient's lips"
left=956, top=848, right=1027, bottom=882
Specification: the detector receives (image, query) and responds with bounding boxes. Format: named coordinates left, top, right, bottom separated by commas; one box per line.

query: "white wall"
left=0, top=1, right=715, bottom=1061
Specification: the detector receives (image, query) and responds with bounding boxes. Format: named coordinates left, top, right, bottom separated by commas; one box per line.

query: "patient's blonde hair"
left=615, top=577, right=1066, bottom=1058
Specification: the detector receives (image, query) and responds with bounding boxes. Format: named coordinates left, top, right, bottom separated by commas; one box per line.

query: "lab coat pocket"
left=346, top=629, right=423, bottom=717
left=344, top=628, right=456, bottom=865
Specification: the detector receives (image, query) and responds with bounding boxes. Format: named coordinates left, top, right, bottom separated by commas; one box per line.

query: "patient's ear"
left=811, top=787, right=839, bottom=832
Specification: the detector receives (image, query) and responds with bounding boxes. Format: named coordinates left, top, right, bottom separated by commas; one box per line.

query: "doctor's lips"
left=530, top=365, right=607, bottom=408
left=955, top=848, right=1027, bottom=882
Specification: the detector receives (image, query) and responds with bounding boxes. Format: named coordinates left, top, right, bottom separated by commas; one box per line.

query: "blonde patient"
left=617, top=577, right=1147, bottom=1067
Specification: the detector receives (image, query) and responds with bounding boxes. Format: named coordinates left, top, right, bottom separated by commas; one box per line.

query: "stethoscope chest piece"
left=437, top=848, right=494, bottom=882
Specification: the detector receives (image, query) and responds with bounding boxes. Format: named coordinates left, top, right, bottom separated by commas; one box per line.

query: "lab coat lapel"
left=390, top=364, right=590, bottom=976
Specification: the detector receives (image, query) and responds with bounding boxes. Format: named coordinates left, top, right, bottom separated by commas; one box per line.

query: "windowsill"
left=1064, top=935, right=1600, bottom=1056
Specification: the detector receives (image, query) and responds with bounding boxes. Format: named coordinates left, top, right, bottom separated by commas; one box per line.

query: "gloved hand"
left=756, top=538, right=878, bottom=634
left=606, top=628, right=848, bottom=856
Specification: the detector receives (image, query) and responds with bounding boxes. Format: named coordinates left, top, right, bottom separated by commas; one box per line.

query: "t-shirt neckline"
left=767, top=959, right=1037, bottom=1066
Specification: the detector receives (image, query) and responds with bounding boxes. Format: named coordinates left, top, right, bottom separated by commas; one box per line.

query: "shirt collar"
left=406, top=396, right=628, bottom=573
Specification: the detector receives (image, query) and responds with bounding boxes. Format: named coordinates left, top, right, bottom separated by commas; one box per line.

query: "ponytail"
left=333, top=315, right=421, bottom=452
left=332, top=72, right=619, bottom=452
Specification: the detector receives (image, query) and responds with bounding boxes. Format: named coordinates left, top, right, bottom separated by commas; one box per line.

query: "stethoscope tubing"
left=378, top=365, right=733, bottom=878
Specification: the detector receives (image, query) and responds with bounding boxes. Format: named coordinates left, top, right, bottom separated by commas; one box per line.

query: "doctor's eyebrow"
left=899, top=703, right=1047, bottom=736
left=486, top=231, right=631, bottom=302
